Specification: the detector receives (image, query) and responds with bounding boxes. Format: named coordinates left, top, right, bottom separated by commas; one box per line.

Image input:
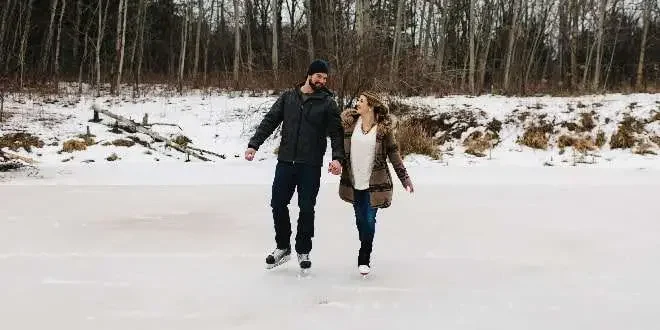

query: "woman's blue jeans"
left=353, top=189, right=378, bottom=265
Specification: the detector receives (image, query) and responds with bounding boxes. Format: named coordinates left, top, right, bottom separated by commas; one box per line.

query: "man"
left=245, top=59, right=344, bottom=272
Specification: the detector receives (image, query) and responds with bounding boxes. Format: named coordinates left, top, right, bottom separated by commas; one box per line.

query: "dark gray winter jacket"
left=247, top=85, right=345, bottom=166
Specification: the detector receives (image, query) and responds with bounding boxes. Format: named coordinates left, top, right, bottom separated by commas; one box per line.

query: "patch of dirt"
left=0, top=132, right=45, bottom=152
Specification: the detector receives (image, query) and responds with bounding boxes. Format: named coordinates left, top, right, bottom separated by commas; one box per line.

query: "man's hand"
left=328, top=160, right=342, bottom=175
left=245, top=148, right=256, bottom=161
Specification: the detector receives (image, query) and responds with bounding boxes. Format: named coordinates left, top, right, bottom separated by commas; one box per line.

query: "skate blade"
left=265, top=255, right=290, bottom=269
left=297, top=268, right=312, bottom=279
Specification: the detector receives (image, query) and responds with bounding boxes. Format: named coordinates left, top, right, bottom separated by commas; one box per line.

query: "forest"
left=0, top=0, right=658, bottom=99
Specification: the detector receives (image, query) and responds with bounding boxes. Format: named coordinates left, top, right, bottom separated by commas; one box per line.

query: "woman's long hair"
left=360, top=91, right=390, bottom=125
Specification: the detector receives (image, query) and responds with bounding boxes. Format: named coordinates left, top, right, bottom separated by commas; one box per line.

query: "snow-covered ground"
left=1, top=90, right=659, bottom=185
left=1, top=181, right=659, bottom=329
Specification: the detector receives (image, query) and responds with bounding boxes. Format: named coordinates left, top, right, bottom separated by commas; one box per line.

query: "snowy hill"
left=1, top=89, right=659, bottom=184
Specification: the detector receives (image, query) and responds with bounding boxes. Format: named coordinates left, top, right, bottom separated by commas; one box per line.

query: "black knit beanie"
left=307, top=59, right=329, bottom=76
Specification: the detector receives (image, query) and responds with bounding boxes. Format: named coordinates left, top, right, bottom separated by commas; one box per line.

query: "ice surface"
left=1, top=172, right=659, bottom=329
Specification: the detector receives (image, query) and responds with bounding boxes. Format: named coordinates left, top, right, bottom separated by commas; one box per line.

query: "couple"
left=244, top=59, right=414, bottom=275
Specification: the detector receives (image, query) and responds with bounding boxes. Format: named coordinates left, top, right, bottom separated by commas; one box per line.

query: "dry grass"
left=580, top=112, right=596, bottom=131
left=595, top=131, right=607, bottom=147
left=0, top=132, right=45, bottom=152
left=633, top=141, right=657, bottom=155
left=61, top=139, right=88, bottom=152
left=518, top=126, right=550, bottom=149
left=395, top=118, right=441, bottom=160
left=557, top=134, right=597, bottom=153
left=463, top=131, right=497, bottom=157
left=112, top=138, right=136, bottom=147
left=650, top=111, right=660, bottom=123
left=610, top=115, right=645, bottom=149
left=651, top=135, right=660, bottom=147
left=106, top=153, right=120, bottom=161
left=173, top=135, right=192, bottom=146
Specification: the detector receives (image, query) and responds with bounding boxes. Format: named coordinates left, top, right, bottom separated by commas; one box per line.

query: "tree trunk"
left=570, top=0, right=578, bottom=88
left=233, top=0, right=240, bottom=83
left=19, top=0, right=35, bottom=89
left=503, top=0, right=520, bottom=93
left=78, top=22, right=90, bottom=95
left=478, top=0, right=494, bottom=92
left=129, top=0, right=144, bottom=74
left=41, top=0, right=59, bottom=76
left=635, top=0, right=650, bottom=89
left=389, top=0, right=405, bottom=85
left=178, top=4, right=190, bottom=94
left=73, top=0, right=81, bottom=62
left=204, top=0, right=216, bottom=86
left=468, top=0, right=476, bottom=95
left=604, top=0, right=622, bottom=89
left=435, top=0, right=447, bottom=74
left=115, top=0, right=128, bottom=95
left=592, top=0, right=606, bottom=90
left=134, top=0, right=147, bottom=97
left=0, top=0, right=14, bottom=68
left=271, top=0, right=279, bottom=82
left=305, top=0, right=314, bottom=62
left=245, top=0, right=253, bottom=73
left=524, top=1, right=553, bottom=90
left=422, top=2, right=434, bottom=59
left=193, top=0, right=204, bottom=83
left=96, top=0, right=110, bottom=96
left=54, top=0, right=67, bottom=90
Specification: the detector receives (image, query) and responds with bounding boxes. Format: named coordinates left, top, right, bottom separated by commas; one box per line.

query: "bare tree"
left=435, top=0, right=447, bottom=74
left=390, top=0, right=405, bottom=85
left=636, top=0, right=651, bottom=89
left=0, top=0, right=14, bottom=67
left=95, top=0, right=110, bottom=96
left=54, top=0, right=67, bottom=88
left=41, top=0, right=59, bottom=75
left=245, top=0, right=254, bottom=73
left=570, top=0, right=578, bottom=88
left=305, top=0, right=314, bottom=62
left=204, top=0, right=217, bottom=86
left=503, top=0, right=520, bottom=92
left=19, top=0, right=35, bottom=88
left=233, top=0, right=240, bottom=83
left=592, top=0, right=607, bottom=90
left=115, top=0, right=128, bottom=95
left=193, top=0, right=204, bottom=82
left=272, top=0, right=279, bottom=81
left=179, top=3, right=191, bottom=94
left=468, top=0, right=476, bottom=94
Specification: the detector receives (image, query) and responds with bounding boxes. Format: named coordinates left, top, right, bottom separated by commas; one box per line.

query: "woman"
left=338, top=91, right=414, bottom=276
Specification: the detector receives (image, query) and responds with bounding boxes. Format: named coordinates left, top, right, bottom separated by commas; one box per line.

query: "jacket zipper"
left=292, top=95, right=304, bottom=164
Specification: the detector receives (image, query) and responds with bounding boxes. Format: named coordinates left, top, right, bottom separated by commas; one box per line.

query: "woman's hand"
left=404, top=177, right=414, bottom=193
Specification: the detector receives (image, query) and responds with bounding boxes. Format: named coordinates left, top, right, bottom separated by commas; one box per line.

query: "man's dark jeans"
left=271, top=161, right=321, bottom=254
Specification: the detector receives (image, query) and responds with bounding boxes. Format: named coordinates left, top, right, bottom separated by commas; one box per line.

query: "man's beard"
left=308, top=78, right=324, bottom=91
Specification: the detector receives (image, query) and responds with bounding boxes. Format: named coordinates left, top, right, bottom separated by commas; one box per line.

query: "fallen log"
left=0, top=149, right=37, bottom=164
left=91, top=103, right=212, bottom=161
